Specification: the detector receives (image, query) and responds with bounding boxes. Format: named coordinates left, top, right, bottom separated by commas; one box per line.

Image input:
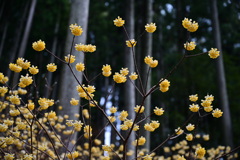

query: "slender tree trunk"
left=124, top=0, right=135, bottom=158
left=18, top=0, right=37, bottom=58
left=58, top=0, right=90, bottom=151
left=211, top=0, right=233, bottom=147
left=142, top=0, right=153, bottom=151
left=0, top=22, right=8, bottom=58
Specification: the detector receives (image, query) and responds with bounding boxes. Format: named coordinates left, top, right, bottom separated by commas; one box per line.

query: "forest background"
left=0, top=0, right=240, bottom=157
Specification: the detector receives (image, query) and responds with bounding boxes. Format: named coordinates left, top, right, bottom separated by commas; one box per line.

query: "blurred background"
left=0, top=0, right=240, bottom=156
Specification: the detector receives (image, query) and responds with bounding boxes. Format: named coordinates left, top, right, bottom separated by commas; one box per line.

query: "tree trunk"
left=18, top=0, right=37, bottom=58
left=141, top=0, right=153, bottom=151
left=210, top=0, right=233, bottom=147
left=58, top=0, right=90, bottom=151
left=124, top=0, right=135, bottom=158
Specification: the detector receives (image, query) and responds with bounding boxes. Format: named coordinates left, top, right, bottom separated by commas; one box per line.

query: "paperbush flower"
left=27, top=102, right=35, bottom=110
left=70, top=24, right=83, bottom=36
left=126, top=39, right=137, bottom=47
left=138, top=136, right=146, bottom=145
left=204, top=106, right=213, bottom=112
left=32, top=40, right=46, bottom=51
left=19, top=74, right=33, bottom=88
left=0, top=72, right=4, bottom=81
left=109, top=106, right=117, bottom=113
left=175, top=127, right=184, bottom=135
left=144, top=123, right=155, bottom=132
left=9, top=95, right=21, bottom=105
left=29, top=65, right=39, bottom=75
left=108, top=116, right=116, bottom=122
left=195, top=147, right=206, bottom=159
left=120, top=68, right=129, bottom=76
left=47, top=111, right=56, bottom=120
left=129, top=72, right=138, bottom=80
left=113, top=16, right=125, bottom=27
left=184, top=41, right=196, bottom=51
left=159, top=79, right=170, bottom=92
left=70, top=98, right=79, bottom=105
left=212, top=108, right=223, bottom=118
left=102, top=64, right=112, bottom=77
left=65, top=54, right=75, bottom=63
left=75, top=43, right=96, bottom=52
left=208, top=48, right=220, bottom=59
left=186, top=134, right=193, bottom=141
left=47, top=63, right=57, bottom=72
left=189, top=94, right=198, bottom=102
left=186, top=123, right=195, bottom=131
left=150, top=120, right=160, bottom=129
left=4, top=153, right=15, bottom=160
left=75, top=63, right=85, bottom=72
left=9, top=63, right=22, bottom=72
left=154, top=107, right=164, bottom=116
left=0, top=86, right=8, bottom=94
left=145, top=23, right=157, bottom=33
left=16, top=58, right=31, bottom=69
left=134, top=105, right=144, bottom=113
left=182, top=18, right=199, bottom=32
left=113, top=72, right=127, bottom=83
left=0, top=123, right=8, bottom=132
left=189, top=104, right=199, bottom=112
left=118, top=110, right=128, bottom=121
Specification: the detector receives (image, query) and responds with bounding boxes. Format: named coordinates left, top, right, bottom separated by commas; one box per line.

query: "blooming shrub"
left=0, top=16, right=237, bottom=160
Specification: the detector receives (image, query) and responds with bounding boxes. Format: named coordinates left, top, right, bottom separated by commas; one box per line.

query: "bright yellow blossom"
left=113, top=16, right=125, bottom=27
left=154, top=107, right=164, bottom=116
left=182, top=18, right=199, bottom=32
left=29, top=65, right=39, bottom=74
left=32, top=40, right=46, bottom=51
left=134, top=105, right=144, bottom=113
left=195, top=147, right=206, bottom=159
left=102, top=64, right=112, bottom=77
left=4, top=153, right=15, bottom=160
left=175, top=127, right=184, bottom=135
left=186, top=134, right=193, bottom=141
left=19, top=74, right=33, bottom=88
left=75, top=63, right=85, bottom=72
left=144, top=123, right=155, bottom=132
left=70, top=23, right=83, bottom=36
left=145, top=23, right=157, bottom=33
left=184, top=41, right=196, bottom=51
left=212, top=108, right=223, bottom=118
left=186, top=123, right=195, bottom=131
left=113, top=72, right=127, bottom=83
left=47, top=63, right=57, bottom=72
left=9, top=63, right=22, bottom=72
left=129, top=72, right=138, bottom=80
left=120, top=68, right=129, bottom=76
left=126, top=39, right=137, bottom=47
left=70, top=98, right=79, bottom=105
left=189, top=104, right=199, bottom=112
left=9, top=95, right=21, bottom=105
left=110, top=106, right=117, bottom=113
left=189, top=94, right=198, bottom=102
left=16, top=58, right=31, bottom=69
left=208, top=48, right=220, bottom=59
left=65, top=54, right=75, bottom=63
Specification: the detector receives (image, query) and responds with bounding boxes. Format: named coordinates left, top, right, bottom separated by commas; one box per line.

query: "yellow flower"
left=19, top=74, right=33, bottom=88
left=144, top=123, right=155, bottom=132
left=203, top=134, right=210, bottom=141
left=69, top=23, right=83, bottom=36
left=102, top=64, right=112, bottom=77
left=0, top=123, right=8, bottom=132
left=27, top=102, right=35, bottom=110
left=75, top=43, right=86, bottom=51
left=144, top=56, right=153, bottom=65
left=212, top=108, right=223, bottom=118
left=129, top=72, right=138, bottom=80
left=175, top=127, right=184, bottom=135
left=47, top=111, right=56, bottom=120
left=159, top=79, right=170, bottom=92
left=4, top=153, right=15, bottom=160
left=16, top=58, right=31, bottom=69
left=124, top=119, right=133, bottom=128
left=145, top=23, right=157, bottom=33
left=120, top=124, right=128, bottom=130
left=75, top=63, right=85, bottom=72
left=126, top=39, right=137, bottom=47
left=204, top=106, right=213, bottom=112
left=9, top=63, right=22, bottom=72
left=83, top=109, right=90, bottom=119
left=86, top=44, right=96, bottom=52
left=201, top=99, right=212, bottom=107
left=186, top=134, right=193, bottom=141
left=184, top=41, right=196, bottom=51
left=149, top=60, right=158, bottom=68
left=186, top=123, right=195, bottom=131
left=65, top=54, right=75, bottom=63
left=208, top=48, right=220, bottom=59
left=113, top=16, right=125, bottom=27
left=118, top=110, right=128, bottom=121
left=113, top=72, right=127, bottom=83
left=150, top=120, right=160, bottom=129
left=70, top=98, right=79, bottom=105
left=109, top=106, right=117, bottom=113
left=134, top=105, right=144, bottom=113
left=177, top=155, right=186, bottom=160
left=189, top=94, right=198, bottom=102
left=120, top=68, right=129, bottom=76
left=29, top=65, right=39, bottom=74
left=154, top=107, right=164, bottom=116
left=143, top=154, right=152, bottom=160
left=102, top=145, right=112, bottom=151
left=182, top=18, right=199, bottom=32
left=0, top=76, right=9, bottom=84
left=138, top=136, right=146, bottom=145
left=205, top=94, right=214, bottom=101
left=9, top=95, right=21, bottom=105
left=47, top=63, right=57, bottom=72
left=0, top=72, right=4, bottom=81
left=189, top=104, right=199, bottom=112
left=32, top=40, right=46, bottom=51
left=73, top=120, right=83, bottom=131
left=0, top=86, right=8, bottom=94
left=108, top=116, right=116, bottom=122
left=195, top=147, right=206, bottom=159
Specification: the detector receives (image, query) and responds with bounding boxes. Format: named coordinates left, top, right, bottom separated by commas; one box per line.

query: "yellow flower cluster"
left=113, top=72, right=127, bottom=83
left=145, top=23, right=157, bottom=33
left=208, top=48, right=220, bottom=59
left=69, top=23, right=83, bottom=36
left=182, top=18, right=199, bottom=32
left=84, top=125, right=92, bottom=139
left=159, top=79, right=170, bottom=92
left=38, top=97, right=54, bottom=110
left=18, top=74, right=33, bottom=88
left=47, top=63, right=57, bottom=72
left=189, top=103, right=200, bottom=112
left=195, top=147, right=206, bottom=159
left=102, top=64, right=112, bottom=77
left=126, top=39, right=137, bottom=47
left=65, top=54, right=76, bottom=63
left=113, top=16, right=125, bottom=27
left=32, top=40, right=46, bottom=51
left=9, top=63, right=22, bottom=72
left=144, top=120, right=160, bottom=132
left=132, top=136, right=146, bottom=146
left=118, top=110, right=128, bottom=121
left=75, top=63, right=85, bottom=72
left=154, top=107, right=164, bottom=116
left=189, top=94, right=198, bottom=102
left=75, top=43, right=96, bottom=52
left=16, top=57, right=31, bottom=69
left=67, top=151, right=79, bottom=159
left=134, top=105, right=145, bottom=113
left=70, top=98, right=79, bottom=105
left=29, top=65, right=39, bottom=75
left=120, top=119, right=133, bottom=130
left=144, top=56, right=158, bottom=68
left=76, top=84, right=95, bottom=100
left=184, top=41, right=196, bottom=51
left=129, top=72, right=138, bottom=80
